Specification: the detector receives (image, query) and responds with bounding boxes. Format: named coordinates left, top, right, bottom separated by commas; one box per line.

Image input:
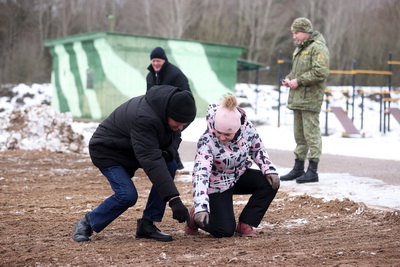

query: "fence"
left=277, top=52, right=400, bottom=135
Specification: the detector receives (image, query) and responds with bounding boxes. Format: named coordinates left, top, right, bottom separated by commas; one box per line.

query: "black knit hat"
left=150, top=47, right=168, bottom=60
left=167, top=90, right=196, bottom=123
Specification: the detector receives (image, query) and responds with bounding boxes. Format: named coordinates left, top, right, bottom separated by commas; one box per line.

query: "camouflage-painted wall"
left=44, top=32, right=244, bottom=120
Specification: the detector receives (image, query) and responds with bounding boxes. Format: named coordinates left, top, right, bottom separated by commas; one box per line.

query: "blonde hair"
left=215, top=94, right=241, bottom=134
left=221, top=94, right=238, bottom=110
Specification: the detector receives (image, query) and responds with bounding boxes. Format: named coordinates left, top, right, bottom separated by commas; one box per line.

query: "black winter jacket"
left=146, top=61, right=190, bottom=91
left=89, top=85, right=183, bottom=201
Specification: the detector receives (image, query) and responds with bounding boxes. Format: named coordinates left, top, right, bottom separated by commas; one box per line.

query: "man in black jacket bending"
left=73, top=85, right=196, bottom=242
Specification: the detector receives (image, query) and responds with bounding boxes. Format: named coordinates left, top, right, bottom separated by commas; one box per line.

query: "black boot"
left=280, top=159, right=305, bottom=181
left=135, top=218, right=172, bottom=242
left=296, top=160, right=319, bottom=183
left=73, top=213, right=93, bottom=242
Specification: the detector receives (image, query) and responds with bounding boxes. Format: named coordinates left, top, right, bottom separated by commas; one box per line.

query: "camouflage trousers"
left=292, top=109, right=322, bottom=162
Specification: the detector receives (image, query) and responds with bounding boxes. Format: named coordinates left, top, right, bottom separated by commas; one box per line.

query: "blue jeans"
left=88, top=160, right=177, bottom=233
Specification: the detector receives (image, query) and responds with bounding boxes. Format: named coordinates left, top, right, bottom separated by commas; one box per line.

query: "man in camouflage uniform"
left=281, top=17, right=330, bottom=183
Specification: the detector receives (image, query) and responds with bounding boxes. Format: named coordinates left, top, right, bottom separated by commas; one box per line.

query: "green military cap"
left=291, top=17, right=313, bottom=33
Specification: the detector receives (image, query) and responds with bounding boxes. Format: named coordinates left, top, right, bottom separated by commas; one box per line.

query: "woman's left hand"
left=265, top=174, right=280, bottom=190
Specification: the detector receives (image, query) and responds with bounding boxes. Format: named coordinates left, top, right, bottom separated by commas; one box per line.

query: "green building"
left=44, top=32, right=246, bottom=120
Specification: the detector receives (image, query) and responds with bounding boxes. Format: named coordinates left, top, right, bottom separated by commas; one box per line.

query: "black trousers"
left=202, top=168, right=278, bottom=238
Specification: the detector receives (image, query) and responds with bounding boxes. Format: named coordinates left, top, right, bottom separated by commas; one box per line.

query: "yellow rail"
left=329, top=70, right=393, bottom=75
left=354, top=70, right=392, bottom=75
left=329, top=70, right=354, bottom=74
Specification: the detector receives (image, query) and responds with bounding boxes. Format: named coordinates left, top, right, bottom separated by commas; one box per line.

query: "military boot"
left=135, top=218, right=173, bottom=242
left=296, top=160, right=319, bottom=183
left=280, top=159, right=305, bottom=181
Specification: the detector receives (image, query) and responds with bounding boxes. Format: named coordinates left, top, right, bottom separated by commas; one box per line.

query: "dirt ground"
left=1, top=146, right=400, bottom=266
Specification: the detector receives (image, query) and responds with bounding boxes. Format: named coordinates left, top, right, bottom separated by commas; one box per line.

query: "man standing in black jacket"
left=73, top=85, right=196, bottom=242
left=146, top=46, right=190, bottom=92
left=146, top=46, right=191, bottom=170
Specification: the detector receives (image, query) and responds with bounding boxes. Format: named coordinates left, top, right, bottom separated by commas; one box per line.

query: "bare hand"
left=265, top=174, right=280, bottom=190
left=194, top=211, right=209, bottom=228
left=288, top=79, right=299, bottom=89
left=281, top=78, right=290, bottom=87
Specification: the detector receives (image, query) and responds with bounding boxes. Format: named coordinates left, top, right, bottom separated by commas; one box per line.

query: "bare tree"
left=0, top=0, right=399, bottom=86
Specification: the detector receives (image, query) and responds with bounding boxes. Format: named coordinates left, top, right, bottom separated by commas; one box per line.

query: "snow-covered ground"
left=1, top=83, right=399, bottom=210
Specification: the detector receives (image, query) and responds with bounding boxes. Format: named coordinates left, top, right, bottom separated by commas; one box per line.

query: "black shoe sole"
left=73, top=235, right=91, bottom=242
left=280, top=177, right=298, bottom=181
left=135, top=234, right=173, bottom=242
left=281, top=176, right=304, bottom=181
left=296, top=179, right=319, bottom=184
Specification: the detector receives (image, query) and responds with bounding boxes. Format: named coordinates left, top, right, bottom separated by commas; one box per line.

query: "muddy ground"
left=1, top=147, right=399, bottom=266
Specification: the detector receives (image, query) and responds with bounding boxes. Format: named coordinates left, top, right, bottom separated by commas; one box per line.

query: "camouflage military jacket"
left=287, top=31, right=329, bottom=113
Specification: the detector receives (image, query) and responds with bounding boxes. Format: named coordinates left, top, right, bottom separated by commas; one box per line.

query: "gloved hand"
left=266, top=173, right=280, bottom=190
left=168, top=197, right=189, bottom=223
left=194, top=211, right=209, bottom=228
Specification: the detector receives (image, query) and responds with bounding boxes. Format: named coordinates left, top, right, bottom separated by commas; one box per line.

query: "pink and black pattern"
left=192, top=104, right=278, bottom=213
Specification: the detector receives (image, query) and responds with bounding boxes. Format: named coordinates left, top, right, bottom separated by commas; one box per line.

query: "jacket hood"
left=145, top=85, right=180, bottom=124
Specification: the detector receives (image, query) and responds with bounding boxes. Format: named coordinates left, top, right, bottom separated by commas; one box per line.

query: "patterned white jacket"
left=192, top=104, right=278, bottom=213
